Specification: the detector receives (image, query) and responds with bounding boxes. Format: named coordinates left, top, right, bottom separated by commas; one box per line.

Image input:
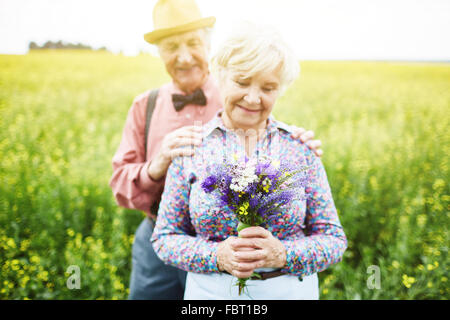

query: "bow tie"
left=172, top=88, right=207, bottom=111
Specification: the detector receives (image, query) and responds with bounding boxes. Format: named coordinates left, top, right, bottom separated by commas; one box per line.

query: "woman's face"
left=220, top=67, right=281, bottom=133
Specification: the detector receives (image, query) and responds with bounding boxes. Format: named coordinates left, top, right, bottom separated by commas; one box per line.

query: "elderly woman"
left=151, top=22, right=347, bottom=300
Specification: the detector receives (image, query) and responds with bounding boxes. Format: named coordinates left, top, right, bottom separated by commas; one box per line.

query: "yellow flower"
left=37, top=270, right=49, bottom=281
left=20, top=276, right=30, bottom=288
left=20, top=239, right=31, bottom=251
left=30, top=256, right=40, bottom=264
left=67, top=228, right=75, bottom=237
left=392, top=260, right=400, bottom=269
left=238, top=202, right=249, bottom=216
left=7, top=238, right=16, bottom=248
left=402, top=274, right=416, bottom=288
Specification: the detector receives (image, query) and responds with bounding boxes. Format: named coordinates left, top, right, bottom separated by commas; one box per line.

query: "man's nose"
left=244, top=86, right=262, bottom=105
left=176, top=45, right=194, bottom=65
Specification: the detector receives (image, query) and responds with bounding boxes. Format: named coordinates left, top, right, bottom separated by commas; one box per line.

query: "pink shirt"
left=109, top=75, right=222, bottom=218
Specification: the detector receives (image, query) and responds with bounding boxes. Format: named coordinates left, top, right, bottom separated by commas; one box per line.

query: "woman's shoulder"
left=273, top=120, right=316, bottom=165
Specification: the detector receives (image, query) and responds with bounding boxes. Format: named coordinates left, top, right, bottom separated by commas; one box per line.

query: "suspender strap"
left=144, top=89, right=160, bottom=217
left=144, top=89, right=159, bottom=160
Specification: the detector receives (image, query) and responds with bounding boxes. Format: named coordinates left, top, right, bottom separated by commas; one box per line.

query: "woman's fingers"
left=231, top=237, right=265, bottom=250
left=232, top=270, right=255, bottom=279
left=233, top=249, right=266, bottom=261
left=238, top=226, right=271, bottom=238
left=231, top=260, right=266, bottom=278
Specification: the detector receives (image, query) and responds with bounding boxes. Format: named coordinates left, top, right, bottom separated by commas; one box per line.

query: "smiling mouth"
left=176, top=65, right=197, bottom=72
left=237, top=104, right=260, bottom=113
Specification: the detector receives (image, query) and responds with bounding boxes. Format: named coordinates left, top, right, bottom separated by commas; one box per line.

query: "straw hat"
left=144, top=0, right=216, bottom=44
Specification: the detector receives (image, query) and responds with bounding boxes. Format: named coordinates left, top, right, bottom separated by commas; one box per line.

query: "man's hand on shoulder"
left=290, top=126, right=323, bottom=157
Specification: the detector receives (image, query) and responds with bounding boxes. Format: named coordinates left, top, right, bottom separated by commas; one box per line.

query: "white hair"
left=211, top=21, right=300, bottom=94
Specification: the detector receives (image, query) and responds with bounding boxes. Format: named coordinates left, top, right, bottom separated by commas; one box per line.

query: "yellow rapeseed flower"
left=20, top=276, right=30, bottom=288
left=37, top=270, right=49, bottom=281
left=7, top=238, right=16, bottom=248
left=30, top=256, right=40, bottom=264
left=238, top=202, right=249, bottom=216
left=402, top=274, right=416, bottom=288
left=20, top=239, right=31, bottom=251
left=67, top=228, right=75, bottom=237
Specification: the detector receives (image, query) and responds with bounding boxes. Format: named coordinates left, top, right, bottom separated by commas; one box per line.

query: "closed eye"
left=234, top=80, right=249, bottom=87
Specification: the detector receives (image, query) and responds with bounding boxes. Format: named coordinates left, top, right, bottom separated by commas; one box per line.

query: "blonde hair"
left=211, top=21, right=300, bottom=94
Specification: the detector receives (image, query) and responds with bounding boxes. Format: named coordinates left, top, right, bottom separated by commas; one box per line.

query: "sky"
left=1, top=0, right=449, bottom=60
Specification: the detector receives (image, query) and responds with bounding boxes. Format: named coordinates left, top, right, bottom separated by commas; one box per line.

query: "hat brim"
left=144, top=16, right=216, bottom=44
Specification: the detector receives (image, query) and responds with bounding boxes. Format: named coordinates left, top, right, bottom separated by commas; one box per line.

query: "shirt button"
left=185, top=113, right=191, bottom=119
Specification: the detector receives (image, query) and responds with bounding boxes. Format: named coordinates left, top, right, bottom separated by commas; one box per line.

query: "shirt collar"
left=201, top=110, right=294, bottom=138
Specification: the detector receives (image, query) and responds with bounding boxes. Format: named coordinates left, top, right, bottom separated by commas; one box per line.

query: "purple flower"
left=201, top=176, right=217, bottom=193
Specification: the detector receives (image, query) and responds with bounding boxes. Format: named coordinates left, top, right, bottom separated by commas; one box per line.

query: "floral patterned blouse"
left=151, top=110, right=347, bottom=278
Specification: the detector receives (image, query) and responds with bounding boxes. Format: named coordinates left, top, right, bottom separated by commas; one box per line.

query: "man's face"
left=158, top=29, right=210, bottom=94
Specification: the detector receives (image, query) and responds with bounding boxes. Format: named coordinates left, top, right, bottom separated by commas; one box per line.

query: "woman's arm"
left=280, top=152, right=348, bottom=277
left=151, top=156, right=220, bottom=274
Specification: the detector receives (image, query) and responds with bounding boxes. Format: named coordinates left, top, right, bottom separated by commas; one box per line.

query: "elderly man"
left=109, top=0, right=323, bottom=300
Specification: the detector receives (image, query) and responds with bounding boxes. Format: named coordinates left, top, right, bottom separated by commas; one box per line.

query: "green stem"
left=237, top=221, right=252, bottom=235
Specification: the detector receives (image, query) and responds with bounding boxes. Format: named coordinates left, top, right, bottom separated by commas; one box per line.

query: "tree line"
left=29, top=40, right=108, bottom=51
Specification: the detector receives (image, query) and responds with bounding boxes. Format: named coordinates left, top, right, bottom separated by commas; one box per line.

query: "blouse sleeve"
left=151, top=155, right=220, bottom=273
left=280, top=150, right=348, bottom=278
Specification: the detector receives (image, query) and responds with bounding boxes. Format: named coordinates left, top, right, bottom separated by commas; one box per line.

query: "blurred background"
left=0, top=0, right=449, bottom=299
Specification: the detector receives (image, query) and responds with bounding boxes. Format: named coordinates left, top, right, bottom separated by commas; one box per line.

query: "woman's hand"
left=216, top=227, right=287, bottom=278
left=148, top=125, right=203, bottom=180
left=291, top=126, right=323, bottom=157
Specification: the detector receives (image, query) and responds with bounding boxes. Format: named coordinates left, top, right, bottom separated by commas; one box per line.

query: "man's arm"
left=109, top=93, right=164, bottom=218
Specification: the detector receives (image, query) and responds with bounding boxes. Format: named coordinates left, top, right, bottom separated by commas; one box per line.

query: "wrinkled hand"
left=217, top=227, right=287, bottom=278
left=290, top=126, right=323, bottom=157
left=148, top=125, right=202, bottom=180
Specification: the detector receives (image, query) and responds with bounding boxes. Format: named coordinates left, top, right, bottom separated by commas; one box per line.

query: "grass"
left=0, top=50, right=448, bottom=299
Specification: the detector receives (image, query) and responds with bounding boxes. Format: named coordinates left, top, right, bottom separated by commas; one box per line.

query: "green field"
left=0, top=50, right=448, bottom=299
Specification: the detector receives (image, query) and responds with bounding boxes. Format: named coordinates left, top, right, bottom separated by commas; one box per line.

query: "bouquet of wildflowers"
left=201, top=154, right=309, bottom=295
